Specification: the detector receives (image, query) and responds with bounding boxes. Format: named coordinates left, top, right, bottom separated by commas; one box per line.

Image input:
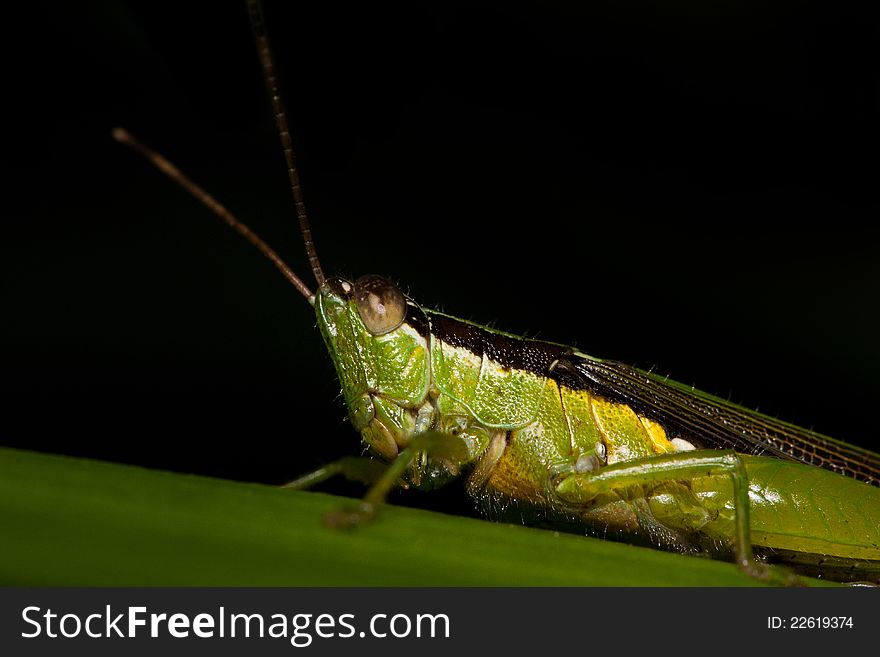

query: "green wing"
left=569, top=355, right=880, bottom=486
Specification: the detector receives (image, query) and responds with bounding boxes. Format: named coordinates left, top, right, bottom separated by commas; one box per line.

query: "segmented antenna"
left=247, top=0, right=326, bottom=287
left=112, top=127, right=314, bottom=302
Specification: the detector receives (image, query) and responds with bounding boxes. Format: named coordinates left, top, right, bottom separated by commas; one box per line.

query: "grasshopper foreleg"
left=287, top=431, right=470, bottom=529
left=281, top=457, right=388, bottom=490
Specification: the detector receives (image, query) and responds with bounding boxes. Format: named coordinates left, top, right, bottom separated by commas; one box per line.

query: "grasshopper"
left=115, top=1, right=880, bottom=584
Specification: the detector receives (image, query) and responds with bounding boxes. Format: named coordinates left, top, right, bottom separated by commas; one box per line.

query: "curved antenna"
left=112, top=127, right=315, bottom=302
left=247, top=0, right=326, bottom=287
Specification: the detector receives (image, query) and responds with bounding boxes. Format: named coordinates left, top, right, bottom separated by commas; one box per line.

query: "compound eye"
left=352, top=275, right=407, bottom=335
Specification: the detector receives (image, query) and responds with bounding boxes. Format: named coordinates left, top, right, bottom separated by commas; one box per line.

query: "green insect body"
left=118, top=0, right=880, bottom=586
left=315, top=274, right=880, bottom=582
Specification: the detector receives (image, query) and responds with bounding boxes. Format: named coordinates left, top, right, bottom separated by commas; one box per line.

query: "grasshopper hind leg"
left=550, top=449, right=803, bottom=585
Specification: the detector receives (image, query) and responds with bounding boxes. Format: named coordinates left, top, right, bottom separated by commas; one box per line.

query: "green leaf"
left=0, top=447, right=829, bottom=586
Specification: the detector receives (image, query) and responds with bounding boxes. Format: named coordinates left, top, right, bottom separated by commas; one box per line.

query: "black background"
left=3, top=2, right=878, bottom=510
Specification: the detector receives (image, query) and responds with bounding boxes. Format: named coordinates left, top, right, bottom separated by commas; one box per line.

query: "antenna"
left=112, top=127, right=315, bottom=302
left=247, top=0, right=326, bottom=287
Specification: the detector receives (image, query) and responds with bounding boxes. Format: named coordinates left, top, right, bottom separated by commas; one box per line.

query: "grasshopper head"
left=315, top=276, right=432, bottom=461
